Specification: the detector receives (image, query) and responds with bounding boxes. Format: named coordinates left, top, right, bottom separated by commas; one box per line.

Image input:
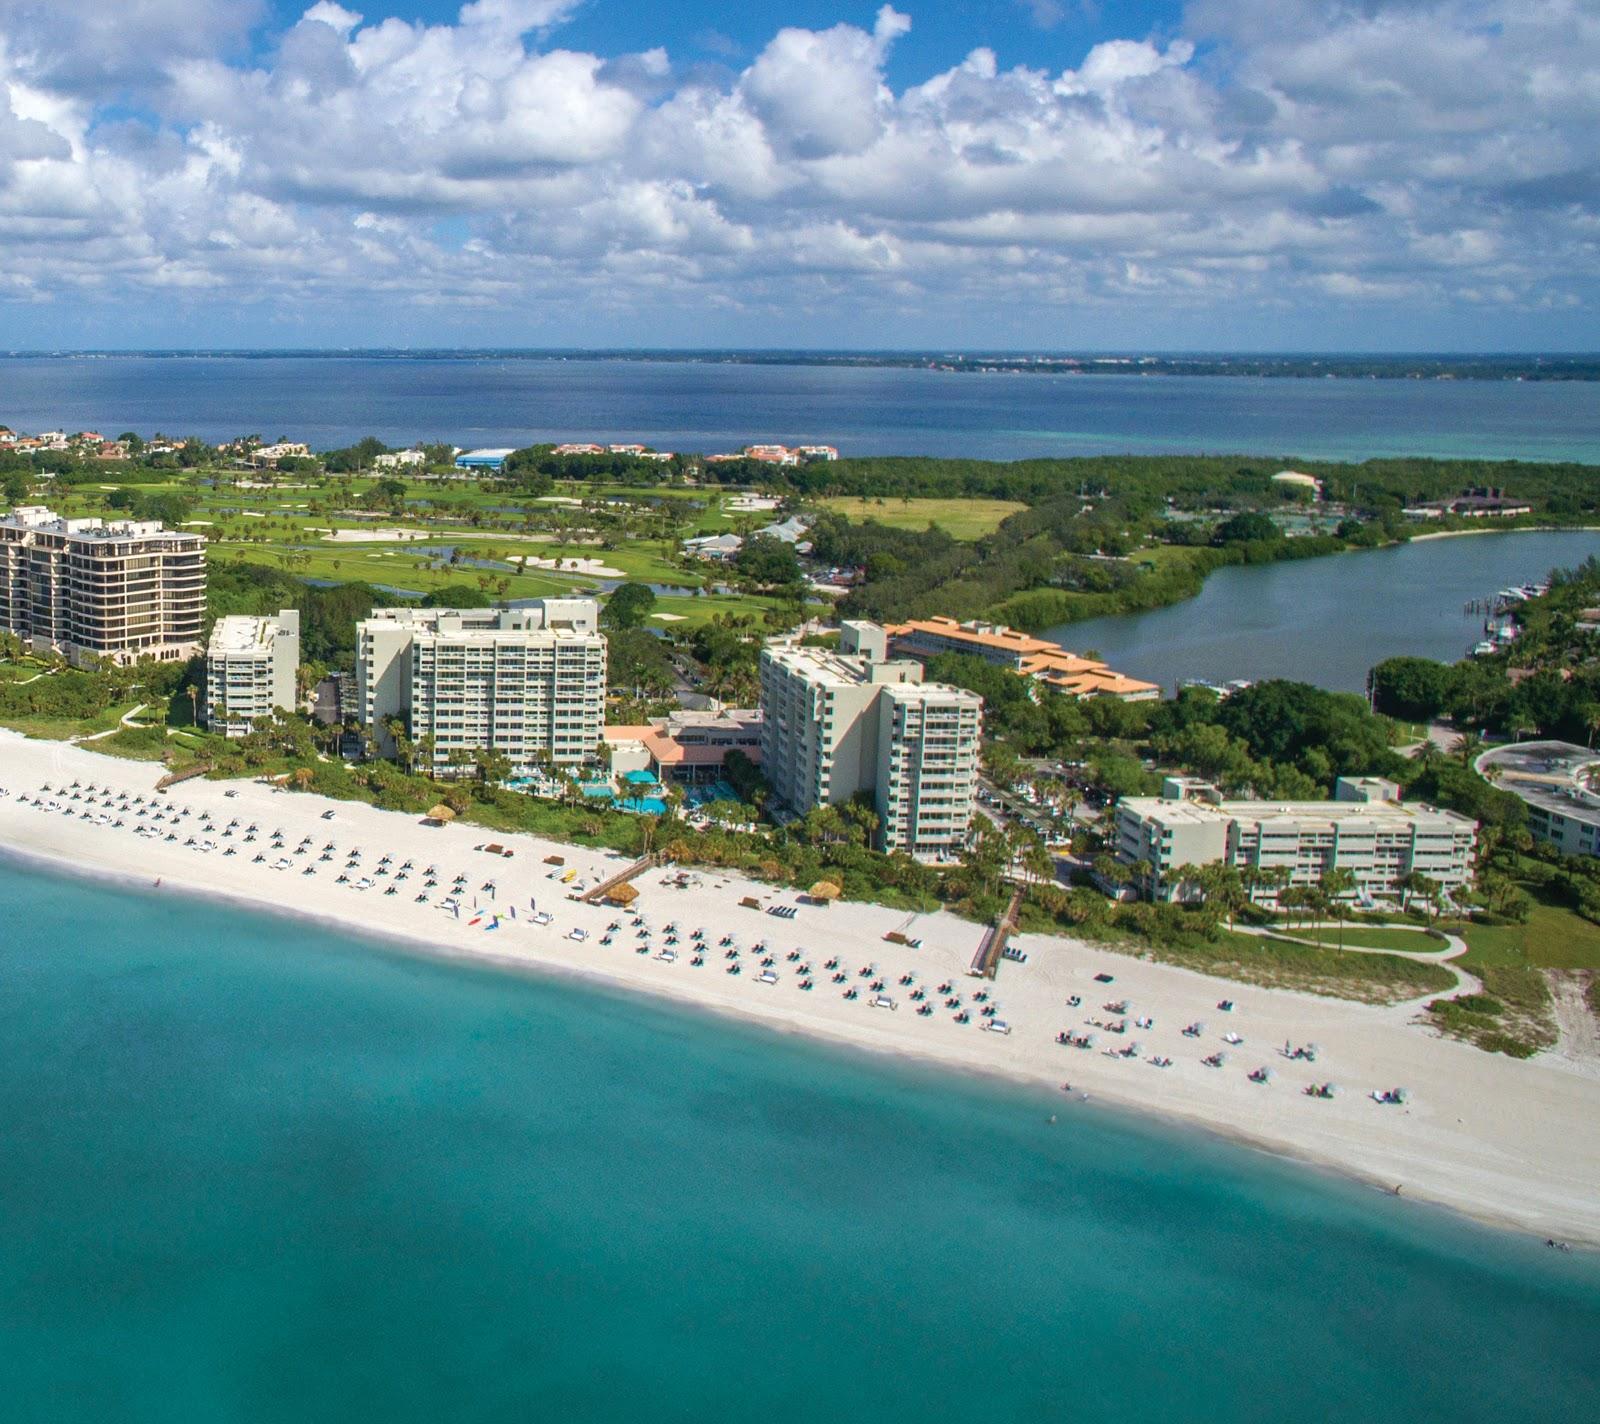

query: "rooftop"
left=209, top=611, right=296, bottom=655
left=1120, top=793, right=1475, bottom=831
left=1474, top=740, right=1600, bottom=824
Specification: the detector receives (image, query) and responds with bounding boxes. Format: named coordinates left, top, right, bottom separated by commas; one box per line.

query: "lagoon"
left=1047, top=530, right=1600, bottom=693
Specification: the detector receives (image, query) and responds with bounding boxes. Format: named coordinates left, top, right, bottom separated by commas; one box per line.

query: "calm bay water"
left=0, top=356, right=1598, bottom=461
left=0, top=859, right=1596, bottom=1422
left=1051, top=530, right=1600, bottom=693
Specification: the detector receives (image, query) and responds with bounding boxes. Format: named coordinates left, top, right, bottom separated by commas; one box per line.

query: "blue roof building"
left=455, top=447, right=514, bottom=471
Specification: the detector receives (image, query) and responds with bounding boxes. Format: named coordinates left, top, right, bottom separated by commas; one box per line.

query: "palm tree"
left=1320, top=866, right=1358, bottom=950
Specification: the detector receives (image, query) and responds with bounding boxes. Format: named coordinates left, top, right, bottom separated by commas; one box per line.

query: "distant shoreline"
left=1, top=349, right=1597, bottom=382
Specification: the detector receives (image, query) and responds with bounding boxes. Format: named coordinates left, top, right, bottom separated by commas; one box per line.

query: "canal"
left=1045, top=529, right=1600, bottom=694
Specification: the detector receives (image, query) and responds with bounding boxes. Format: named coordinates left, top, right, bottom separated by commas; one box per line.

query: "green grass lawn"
left=1458, top=898, right=1600, bottom=970
left=0, top=699, right=144, bottom=742
left=1325, top=925, right=1450, bottom=952
left=1419, top=893, right=1600, bottom=1057
left=817, top=496, right=1026, bottom=539
left=1101, top=927, right=1458, bottom=1004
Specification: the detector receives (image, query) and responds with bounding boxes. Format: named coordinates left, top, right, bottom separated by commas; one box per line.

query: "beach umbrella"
left=809, top=881, right=842, bottom=901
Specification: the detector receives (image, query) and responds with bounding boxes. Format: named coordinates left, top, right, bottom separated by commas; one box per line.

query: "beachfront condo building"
left=1114, top=776, right=1478, bottom=906
left=205, top=610, right=300, bottom=737
left=357, top=600, right=606, bottom=776
left=884, top=616, right=1160, bottom=702
left=0, top=506, right=206, bottom=665
left=759, top=621, right=982, bottom=858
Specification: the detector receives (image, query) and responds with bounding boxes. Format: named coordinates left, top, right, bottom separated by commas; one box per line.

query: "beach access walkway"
left=970, top=887, right=1025, bottom=978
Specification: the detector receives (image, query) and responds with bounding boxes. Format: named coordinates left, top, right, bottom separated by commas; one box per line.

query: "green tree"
left=602, top=582, right=658, bottom=629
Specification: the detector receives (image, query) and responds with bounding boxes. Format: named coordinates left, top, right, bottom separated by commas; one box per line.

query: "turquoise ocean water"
left=1, top=859, right=1596, bottom=1421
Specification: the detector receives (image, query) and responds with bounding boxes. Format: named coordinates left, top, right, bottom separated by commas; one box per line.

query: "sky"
left=0, top=0, right=1594, bottom=350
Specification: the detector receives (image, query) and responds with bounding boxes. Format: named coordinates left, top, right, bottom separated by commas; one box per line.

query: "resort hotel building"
left=603, top=706, right=764, bottom=786
left=759, top=621, right=982, bottom=858
left=884, top=617, right=1160, bottom=702
left=205, top=610, right=300, bottom=737
left=0, top=506, right=206, bottom=665
left=1474, top=741, right=1600, bottom=858
left=357, top=600, right=606, bottom=776
left=1114, top=776, right=1478, bottom=906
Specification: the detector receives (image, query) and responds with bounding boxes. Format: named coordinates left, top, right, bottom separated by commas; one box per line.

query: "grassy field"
left=1419, top=895, right=1600, bottom=1056
left=1096, top=927, right=1458, bottom=1004
left=817, top=496, right=1026, bottom=539
left=1325, top=925, right=1450, bottom=952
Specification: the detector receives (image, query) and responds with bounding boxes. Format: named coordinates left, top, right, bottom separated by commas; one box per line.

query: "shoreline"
left=1032, top=522, right=1599, bottom=635
left=4, top=732, right=1599, bottom=1247
left=1406, top=523, right=1600, bottom=543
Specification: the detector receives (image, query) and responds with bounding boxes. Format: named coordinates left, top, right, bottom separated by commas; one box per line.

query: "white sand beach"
left=2, top=729, right=1597, bottom=1245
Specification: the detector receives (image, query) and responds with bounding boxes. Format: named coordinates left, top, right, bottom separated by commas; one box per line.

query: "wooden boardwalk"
left=969, top=886, right=1025, bottom=978
left=580, top=853, right=657, bottom=904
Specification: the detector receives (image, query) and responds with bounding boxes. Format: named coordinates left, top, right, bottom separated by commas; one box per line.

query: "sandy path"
left=1, top=730, right=1598, bottom=1246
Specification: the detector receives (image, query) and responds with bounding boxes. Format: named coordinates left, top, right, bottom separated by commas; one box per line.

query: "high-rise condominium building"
left=205, top=609, right=300, bottom=736
left=0, top=506, right=206, bottom=664
left=357, top=600, right=606, bottom=776
left=759, top=621, right=982, bottom=858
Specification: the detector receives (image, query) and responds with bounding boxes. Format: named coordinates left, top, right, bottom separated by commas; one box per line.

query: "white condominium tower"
left=759, top=621, right=982, bottom=858
left=205, top=609, right=300, bottom=736
left=0, top=506, right=206, bottom=664
left=357, top=600, right=606, bottom=775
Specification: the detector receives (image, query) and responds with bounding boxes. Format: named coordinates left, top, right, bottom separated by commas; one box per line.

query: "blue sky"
left=0, top=0, right=1594, bottom=350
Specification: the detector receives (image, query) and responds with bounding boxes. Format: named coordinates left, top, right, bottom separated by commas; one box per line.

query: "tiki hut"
left=423, top=804, right=456, bottom=826
left=603, top=882, right=641, bottom=908
left=808, top=881, right=842, bottom=904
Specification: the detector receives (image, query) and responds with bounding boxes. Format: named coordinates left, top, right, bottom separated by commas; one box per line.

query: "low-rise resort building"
left=1474, top=741, right=1600, bottom=857
left=1115, top=775, right=1478, bottom=906
left=885, top=616, right=1160, bottom=701
left=603, top=707, right=763, bottom=786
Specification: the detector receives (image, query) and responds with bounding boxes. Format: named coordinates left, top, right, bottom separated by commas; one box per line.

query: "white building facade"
left=0, top=506, right=206, bottom=665
left=758, top=621, right=981, bottom=858
left=357, top=600, right=606, bottom=776
left=205, top=609, right=300, bottom=736
left=1115, top=776, right=1478, bottom=904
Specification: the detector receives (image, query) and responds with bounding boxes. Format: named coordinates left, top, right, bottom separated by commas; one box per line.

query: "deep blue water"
left=0, top=858, right=1596, bottom=1422
left=1052, top=529, right=1600, bottom=692
left=1, top=356, right=1597, bottom=461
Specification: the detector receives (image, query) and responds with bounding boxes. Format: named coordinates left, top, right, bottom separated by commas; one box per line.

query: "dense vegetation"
left=1371, top=557, right=1600, bottom=743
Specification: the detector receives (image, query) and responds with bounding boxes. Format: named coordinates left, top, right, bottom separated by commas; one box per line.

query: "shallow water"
left=0, top=860, right=1595, bottom=1422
